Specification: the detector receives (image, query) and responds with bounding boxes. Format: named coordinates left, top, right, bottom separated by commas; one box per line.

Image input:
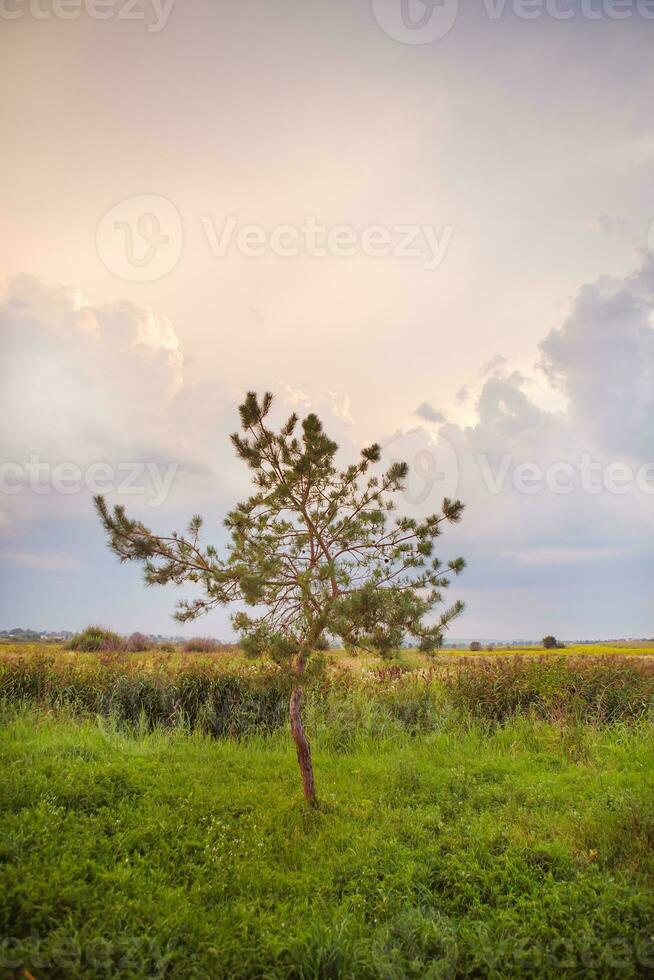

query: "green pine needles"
left=95, top=391, right=466, bottom=802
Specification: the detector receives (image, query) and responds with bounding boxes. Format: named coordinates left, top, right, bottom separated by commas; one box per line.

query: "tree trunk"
left=289, top=682, right=317, bottom=806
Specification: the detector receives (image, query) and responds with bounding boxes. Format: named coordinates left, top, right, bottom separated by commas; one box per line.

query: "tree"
left=469, top=641, right=482, bottom=652
left=542, top=635, right=558, bottom=650
left=94, top=392, right=466, bottom=805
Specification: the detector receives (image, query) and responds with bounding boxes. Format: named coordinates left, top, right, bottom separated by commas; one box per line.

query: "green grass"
left=1, top=709, right=654, bottom=978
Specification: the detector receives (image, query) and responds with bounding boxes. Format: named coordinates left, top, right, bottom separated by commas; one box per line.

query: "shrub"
left=183, top=637, right=222, bottom=653
left=469, top=642, right=482, bottom=652
left=125, top=632, right=151, bottom=652
left=67, top=626, right=124, bottom=653
left=543, top=635, right=558, bottom=649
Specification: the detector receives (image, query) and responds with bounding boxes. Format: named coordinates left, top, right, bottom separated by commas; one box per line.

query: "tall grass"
left=0, top=652, right=291, bottom=736
left=1, top=652, right=652, bottom=740
left=443, top=656, right=654, bottom=724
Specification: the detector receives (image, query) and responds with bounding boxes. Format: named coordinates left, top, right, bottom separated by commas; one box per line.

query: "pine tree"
left=95, top=392, right=466, bottom=805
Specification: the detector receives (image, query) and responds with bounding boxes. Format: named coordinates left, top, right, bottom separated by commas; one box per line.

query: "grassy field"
left=1, top=639, right=653, bottom=678
left=1, top=645, right=654, bottom=978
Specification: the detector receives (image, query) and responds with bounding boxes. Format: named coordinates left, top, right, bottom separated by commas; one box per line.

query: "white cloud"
left=326, top=391, right=354, bottom=425
left=274, top=382, right=311, bottom=409
left=0, top=276, right=202, bottom=542
left=0, top=278, right=365, bottom=546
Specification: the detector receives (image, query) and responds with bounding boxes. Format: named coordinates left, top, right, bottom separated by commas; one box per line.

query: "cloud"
left=273, top=384, right=354, bottom=426
left=0, top=277, right=362, bottom=543
left=415, top=402, right=446, bottom=424
left=374, top=256, right=654, bottom=635
left=2, top=262, right=653, bottom=638
left=0, top=275, right=369, bottom=634
left=5, top=274, right=184, bottom=391
left=274, top=382, right=311, bottom=410
left=326, top=391, right=354, bottom=425
left=0, top=276, right=222, bottom=546
left=475, top=371, right=544, bottom=435
left=586, top=214, right=629, bottom=236
left=509, top=546, right=627, bottom=567
left=479, top=353, right=507, bottom=378
left=539, top=259, right=654, bottom=461
left=0, top=276, right=185, bottom=468
left=2, top=551, right=81, bottom=572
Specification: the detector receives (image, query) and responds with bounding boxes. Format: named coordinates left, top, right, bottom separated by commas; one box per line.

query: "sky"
left=1, top=0, right=653, bottom=640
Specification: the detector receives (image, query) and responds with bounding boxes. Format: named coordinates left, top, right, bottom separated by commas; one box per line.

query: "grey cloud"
left=539, top=258, right=654, bottom=461
left=479, top=354, right=507, bottom=378
left=376, top=258, right=654, bottom=635
left=415, top=402, right=446, bottom=424
left=475, top=372, right=543, bottom=435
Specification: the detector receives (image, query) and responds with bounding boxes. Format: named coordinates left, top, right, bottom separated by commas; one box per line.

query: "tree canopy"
left=95, top=391, right=466, bottom=660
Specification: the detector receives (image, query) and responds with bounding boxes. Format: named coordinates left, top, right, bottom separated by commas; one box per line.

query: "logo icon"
left=371, top=0, right=461, bottom=44
left=380, top=427, right=459, bottom=510
left=96, top=194, right=183, bottom=282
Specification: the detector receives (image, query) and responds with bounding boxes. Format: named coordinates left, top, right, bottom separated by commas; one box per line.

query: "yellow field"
left=1, top=639, right=653, bottom=675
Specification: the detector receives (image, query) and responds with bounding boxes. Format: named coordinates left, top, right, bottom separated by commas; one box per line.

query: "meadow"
left=1, top=642, right=654, bottom=978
